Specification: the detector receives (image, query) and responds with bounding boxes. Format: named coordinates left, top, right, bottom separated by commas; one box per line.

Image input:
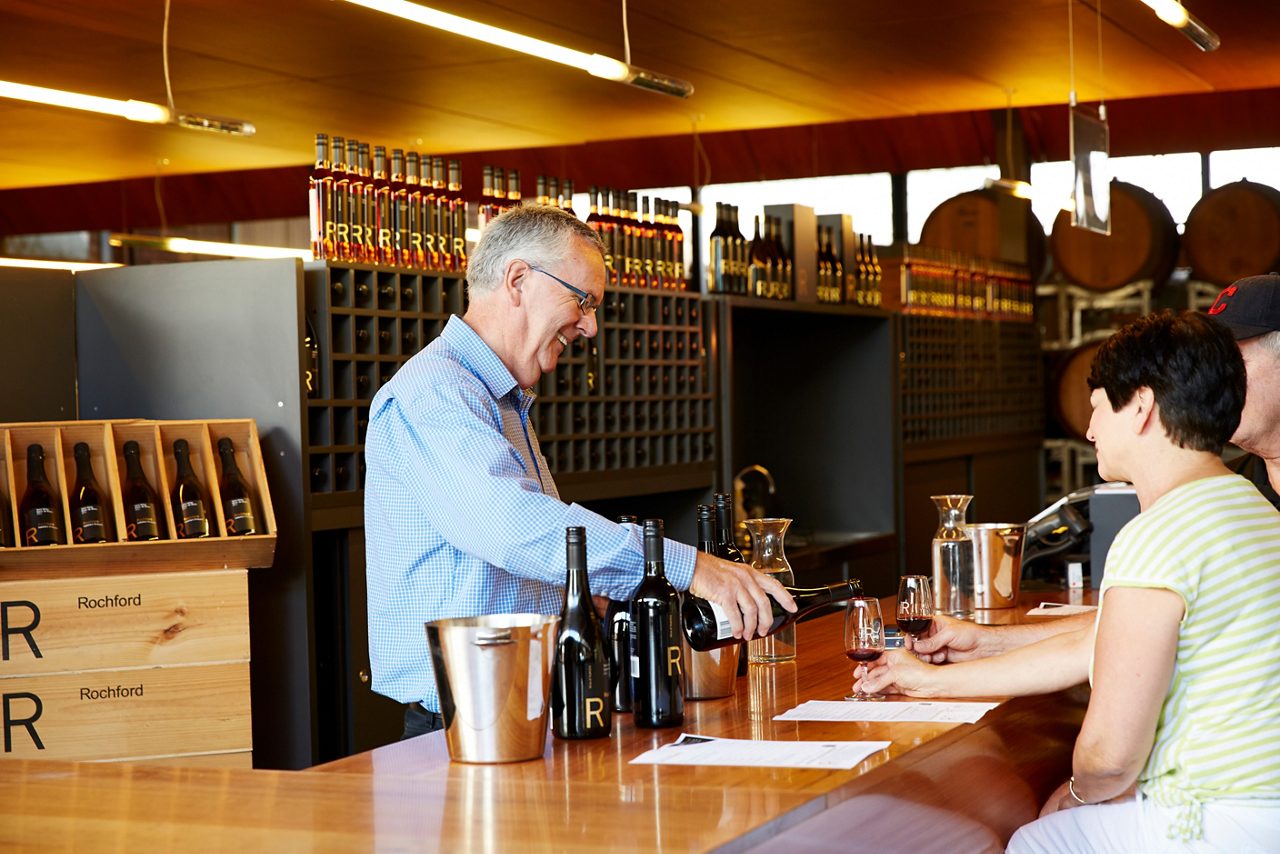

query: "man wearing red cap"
left=1207, top=272, right=1280, bottom=507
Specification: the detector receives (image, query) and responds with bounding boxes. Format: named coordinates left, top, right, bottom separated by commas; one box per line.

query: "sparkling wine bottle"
left=121, top=441, right=164, bottom=541
left=551, top=527, right=612, bottom=739
left=217, top=438, right=258, bottom=537
left=70, top=442, right=111, bottom=544
left=20, top=443, right=64, bottom=546
left=170, top=439, right=211, bottom=539
left=630, top=519, right=684, bottom=728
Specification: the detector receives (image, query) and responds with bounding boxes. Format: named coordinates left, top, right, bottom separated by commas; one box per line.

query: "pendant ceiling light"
left=340, top=0, right=693, bottom=98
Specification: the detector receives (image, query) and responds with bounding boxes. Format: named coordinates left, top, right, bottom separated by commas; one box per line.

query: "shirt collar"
left=441, top=316, right=534, bottom=406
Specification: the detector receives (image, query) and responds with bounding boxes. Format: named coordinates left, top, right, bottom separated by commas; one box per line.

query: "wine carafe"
left=931, top=495, right=974, bottom=619
left=745, top=518, right=795, bottom=663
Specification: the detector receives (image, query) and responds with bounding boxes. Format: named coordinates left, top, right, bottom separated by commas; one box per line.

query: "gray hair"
left=466, top=204, right=604, bottom=296
left=1256, top=329, right=1280, bottom=357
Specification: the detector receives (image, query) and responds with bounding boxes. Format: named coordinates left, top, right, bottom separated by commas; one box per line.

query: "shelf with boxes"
left=0, top=418, right=276, bottom=578
left=0, top=417, right=273, bottom=767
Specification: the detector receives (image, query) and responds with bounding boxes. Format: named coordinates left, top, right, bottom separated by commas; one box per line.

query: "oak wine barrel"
left=1050, top=181, right=1179, bottom=292
left=1048, top=341, right=1102, bottom=441
left=1184, top=179, right=1280, bottom=286
left=919, top=188, right=1049, bottom=283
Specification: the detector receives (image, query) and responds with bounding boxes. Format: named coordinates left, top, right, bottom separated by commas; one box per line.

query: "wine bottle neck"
left=565, top=541, right=589, bottom=599
left=220, top=449, right=242, bottom=479
left=175, top=449, right=196, bottom=479
left=27, top=451, right=48, bottom=484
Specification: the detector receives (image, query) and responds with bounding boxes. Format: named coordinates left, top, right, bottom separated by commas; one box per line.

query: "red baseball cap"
left=1206, top=273, right=1280, bottom=340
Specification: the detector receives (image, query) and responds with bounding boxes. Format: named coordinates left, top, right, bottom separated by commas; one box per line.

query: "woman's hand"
left=854, top=648, right=945, bottom=698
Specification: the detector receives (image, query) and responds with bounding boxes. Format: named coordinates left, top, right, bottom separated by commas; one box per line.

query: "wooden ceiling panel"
left=0, top=0, right=1278, bottom=195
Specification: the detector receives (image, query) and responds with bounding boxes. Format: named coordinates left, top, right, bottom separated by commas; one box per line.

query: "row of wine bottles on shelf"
left=586, top=188, right=687, bottom=291
left=550, top=493, right=861, bottom=738
left=707, top=203, right=884, bottom=306
left=0, top=439, right=258, bottom=548
left=819, top=227, right=883, bottom=306
left=476, top=169, right=578, bottom=227
left=898, top=246, right=1034, bottom=321
left=706, top=205, right=792, bottom=300
left=308, top=133, right=467, bottom=271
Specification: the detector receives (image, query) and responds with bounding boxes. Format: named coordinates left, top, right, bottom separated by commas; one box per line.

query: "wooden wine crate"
left=0, top=661, right=252, bottom=762
left=0, top=570, right=248, bottom=677
left=0, top=419, right=276, bottom=578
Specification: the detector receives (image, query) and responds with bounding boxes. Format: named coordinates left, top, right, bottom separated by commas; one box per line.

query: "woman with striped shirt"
left=1007, top=311, right=1280, bottom=852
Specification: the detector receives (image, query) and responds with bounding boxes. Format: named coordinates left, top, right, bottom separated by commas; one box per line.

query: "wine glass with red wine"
left=896, top=575, right=935, bottom=640
left=844, top=597, right=886, bottom=702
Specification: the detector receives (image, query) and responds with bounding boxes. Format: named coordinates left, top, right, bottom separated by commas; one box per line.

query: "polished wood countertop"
left=0, top=590, right=1093, bottom=852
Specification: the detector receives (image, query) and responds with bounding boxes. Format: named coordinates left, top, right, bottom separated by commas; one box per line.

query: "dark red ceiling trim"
left=2, top=87, right=1277, bottom=237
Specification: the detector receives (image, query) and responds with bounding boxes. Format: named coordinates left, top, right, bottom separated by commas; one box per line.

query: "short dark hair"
left=1087, top=310, right=1245, bottom=454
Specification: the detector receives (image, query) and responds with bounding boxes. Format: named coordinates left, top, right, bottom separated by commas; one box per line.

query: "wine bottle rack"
left=0, top=418, right=277, bottom=578
left=534, top=285, right=714, bottom=479
left=305, top=263, right=465, bottom=498
left=305, top=264, right=716, bottom=501
left=900, top=315, right=1043, bottom=446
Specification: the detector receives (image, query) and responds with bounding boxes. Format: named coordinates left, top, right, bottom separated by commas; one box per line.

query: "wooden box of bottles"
left=0, top=418, right=276, bottom=579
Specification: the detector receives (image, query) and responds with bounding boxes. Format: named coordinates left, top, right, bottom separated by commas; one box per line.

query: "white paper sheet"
left=629, top=733, right=891, bottom=770
left=1026, top=603, right=1098, bottom=616
left=774, top=700, right=998, bottom=724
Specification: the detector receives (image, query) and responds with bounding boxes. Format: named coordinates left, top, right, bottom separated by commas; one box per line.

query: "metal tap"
left=732, top=464, right=776, bottom=549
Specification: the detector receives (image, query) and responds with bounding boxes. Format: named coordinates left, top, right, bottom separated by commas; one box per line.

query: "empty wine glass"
left=844, top=597, right=885, bottom=702
left=896, top=575, right=935, bottom=640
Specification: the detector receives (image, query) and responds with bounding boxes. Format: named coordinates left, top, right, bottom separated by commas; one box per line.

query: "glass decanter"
left=931, top=495, right=974, bottom=619
left=745, top=517, right=795, bottom=663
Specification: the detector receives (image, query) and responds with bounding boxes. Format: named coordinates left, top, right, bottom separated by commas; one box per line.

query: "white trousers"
left=1007, top=792, right=1280, bottom=853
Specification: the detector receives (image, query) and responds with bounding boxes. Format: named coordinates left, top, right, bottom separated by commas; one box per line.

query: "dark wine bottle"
left=683, top=579, right=863, bottom=652
left=630, top=519, right=683, bottom=728
left=712, top=492, right=750, bottom=675
left=304, top=317, right=321, bottom=399
left=20, top=443, right=64, bottom=546
left=609, top=515, right=638, bottom=712
left=70, top=442, right=111, bottom=544
left=217, top=438, right=258, bottom=536
left=121, top=441, right=164, bottom=541
left=551, top=527, right=612, bottom=739
left=712, top=492, right=745, bottom=563
left=170, top=439, right=211, bottom=539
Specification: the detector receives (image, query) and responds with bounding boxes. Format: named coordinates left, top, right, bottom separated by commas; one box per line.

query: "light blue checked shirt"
left=365, top=316, right=697, bottom=711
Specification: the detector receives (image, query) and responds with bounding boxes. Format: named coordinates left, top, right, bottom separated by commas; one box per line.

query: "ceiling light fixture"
left=109, top=234, right=313, bottom=261
left=0, top=80, right=171, bottom=124
left=984, top=177, right=1035, bottom=200
left=1137, top=0, right=1219, bottom=51
left=0, top=256, right=124, bottom=272
left=340, top=0, right=693, bottom=98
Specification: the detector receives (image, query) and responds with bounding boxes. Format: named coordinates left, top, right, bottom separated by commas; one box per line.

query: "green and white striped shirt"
left=1097, top=474, right=1280, bottom=840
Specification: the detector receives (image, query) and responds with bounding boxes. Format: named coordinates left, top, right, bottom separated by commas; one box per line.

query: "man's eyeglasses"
left=526, top=263, right=599, bottom=316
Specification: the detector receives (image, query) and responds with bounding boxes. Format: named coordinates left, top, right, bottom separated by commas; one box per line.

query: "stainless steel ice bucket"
left=964, top=523, right=1027, bottom=609
left=425, top=613, right=559, bottom=763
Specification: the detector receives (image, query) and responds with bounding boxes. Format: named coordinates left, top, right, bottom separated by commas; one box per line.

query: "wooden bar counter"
left=0, top=592, right=1090, bottom=852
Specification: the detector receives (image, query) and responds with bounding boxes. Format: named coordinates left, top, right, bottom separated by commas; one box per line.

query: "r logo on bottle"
left=666, top=645, right=683, bottom=678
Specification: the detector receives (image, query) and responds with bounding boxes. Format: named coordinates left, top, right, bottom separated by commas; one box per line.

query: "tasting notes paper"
left=775, top=700, right=999, bottom=724
left=630, top=734, right=891, bottom=770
